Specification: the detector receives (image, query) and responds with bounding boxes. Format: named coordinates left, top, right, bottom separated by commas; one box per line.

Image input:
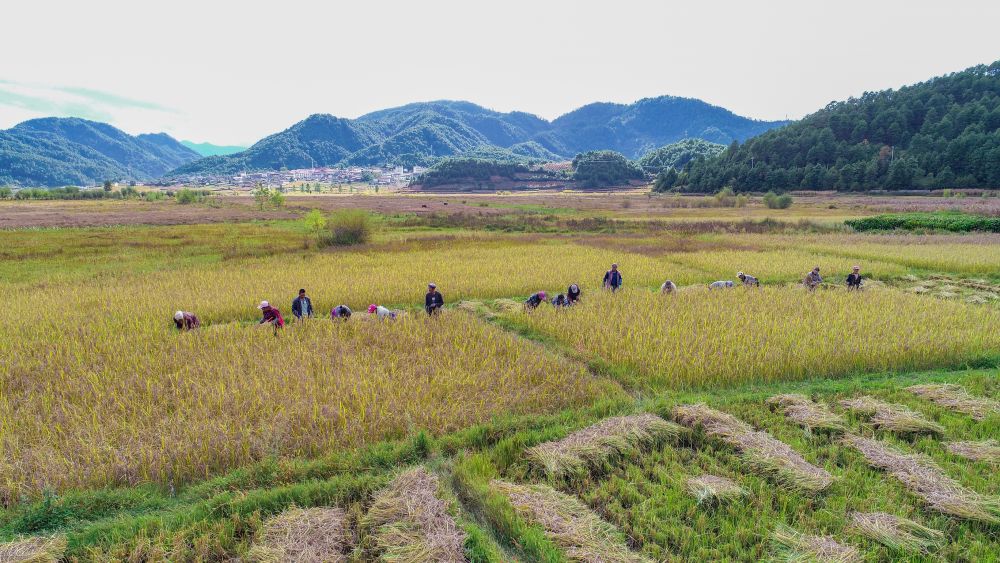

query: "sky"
left=1, top=0, right=997, bottom=146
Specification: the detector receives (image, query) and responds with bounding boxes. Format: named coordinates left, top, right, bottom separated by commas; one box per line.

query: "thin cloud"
left=0, top=80, right=174, bottom=132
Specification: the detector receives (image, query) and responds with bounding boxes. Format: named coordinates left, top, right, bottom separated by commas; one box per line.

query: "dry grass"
left=945, top=440, right=1000, bottom=463
left=361, top=467, right=467, bottom=562
left=767, top=394, right=846, bottom=433
left=771, top=525, right=860, bottom=562
left=906, top=384, right=1000, bottom=421
left=0, top=535, right=66, bottom=563
left=526, top=414, right=682, bottom=479
left=672, top=404, right=833, bottom=494
left=491, top=480, right=652, bottom=563
left=839, top=396, right=944, bottom=436
left=685, top=475, right=748, bottom=505
left=248, top=507, right=348, bottom=562
left=846, top=511, right=944, bottom=554
left=841, top=434, right=1000, bottom=523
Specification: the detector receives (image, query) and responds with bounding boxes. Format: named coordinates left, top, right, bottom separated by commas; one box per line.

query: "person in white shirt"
left=368, top=304, right=397, bottom=320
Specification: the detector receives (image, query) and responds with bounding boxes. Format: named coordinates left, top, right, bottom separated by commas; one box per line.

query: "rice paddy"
left=2, top=194, right=1000, bottom=560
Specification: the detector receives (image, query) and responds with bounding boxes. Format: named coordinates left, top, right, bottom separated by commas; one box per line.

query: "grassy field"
left=0, top=193, right=997, bottom=561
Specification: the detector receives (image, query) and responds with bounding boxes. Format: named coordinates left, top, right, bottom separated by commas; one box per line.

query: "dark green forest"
left=571, top=150, right=645, bottom=187
left=637, top=139, right=725, bottom=172
left=665, top=61, right=1000, bottom=192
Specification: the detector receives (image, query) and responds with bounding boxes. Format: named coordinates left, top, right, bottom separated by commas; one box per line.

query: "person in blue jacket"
left=602, top=263, right=623, bottom=292
left=291, top=288, right=313, bottom=321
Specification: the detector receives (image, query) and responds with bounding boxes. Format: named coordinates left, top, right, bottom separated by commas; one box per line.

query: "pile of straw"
left=361, top=467, right=467, bottom=562
left=771, top=525, right=860, bottom=562
left=0, top=535, right=67, bottom=563
left=673, top=404, right=833, bottom=494
left=945, top=440, right=1000, bottom=463
left=491, top=479, right=652, bottom=562
left=685, top=474, right=748, bottom=505
left=768, top=394, right=847, bottom=433
left=527, top=414, right=682, bottom=479
left=841, top=434, right=1000, bottom=524
left=906, top=384, right=999, bottom=421
left=839, top=396, right=944, bottom=435
left=248, top=507, right=348, bottom=562
left=846, top=511, right=944, bottom=554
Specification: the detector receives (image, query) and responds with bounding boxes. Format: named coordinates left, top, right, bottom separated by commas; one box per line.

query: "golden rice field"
left=506, top=287, right=1000, bottom=389
left=0, top=311, right=615, bottom=503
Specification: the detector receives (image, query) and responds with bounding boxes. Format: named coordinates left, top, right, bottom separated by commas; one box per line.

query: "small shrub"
left=176, top=188, right=200, bottom=205
left=714, top=187, right=736, bottom=207
left=763, top=191, right=793, bottom=209
left=325, top=210, right=372, bottom=246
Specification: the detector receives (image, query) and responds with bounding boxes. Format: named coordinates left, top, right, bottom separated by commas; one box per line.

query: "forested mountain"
left=0, top=118, right=199, bottom=186
left=637, top=139, right=726, bottom=172
left=181, top=140, right=247, bottom=157
left=168, top=98, right=786, bottom=177
left=671, top=61, right=1000, bottom=192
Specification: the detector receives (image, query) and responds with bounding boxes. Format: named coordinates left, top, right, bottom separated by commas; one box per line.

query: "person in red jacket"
left=173, top=310, right=200, bottom=330
left=257, top=300, right=285, bottom=328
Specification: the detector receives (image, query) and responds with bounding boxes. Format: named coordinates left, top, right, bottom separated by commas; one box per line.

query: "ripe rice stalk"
left=767, top=394, right=847, bottom=433
left=945, top=440, right=1000, bottom=463
left=685, top=475, right=747, bottom=506
left=0, top=535, right=66, bottom=563
left=491, top=479, right=652, bottom=563
left=839, top=396, right=944, bottom=436
left=906, top=384, right=1000, bottom=421
left=846, top=512, right=944, bottom=554
left=248, top=506, right=348, bottom=562
left=672, top=404, right=833, bottom=494
left=771, top=525, right=861, bottom=563
left=526, top=414, right=682, bottom=479
left=361, top=467, right=467, bottom=562
left=841, top=434, right=1000, bottom=524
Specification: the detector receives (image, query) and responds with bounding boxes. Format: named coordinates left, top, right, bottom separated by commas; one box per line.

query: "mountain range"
left=167, top=97, right=787, bottom=177
left=0, top=118, right=200, bottom=186
left=180, top=140, right=248, bottom=157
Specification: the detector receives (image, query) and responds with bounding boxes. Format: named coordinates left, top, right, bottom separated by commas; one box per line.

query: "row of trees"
left=673, top=61, right=1000, bottom=192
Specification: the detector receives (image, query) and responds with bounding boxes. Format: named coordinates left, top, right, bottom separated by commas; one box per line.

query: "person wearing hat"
left=525, top=291, right=547, bottom=309
left=846, top=265, right=863, bottom=290
left=368, top=304, right=397, bottom=320
left=257, top=300, right=285, bottom=328
left=737, top=271, right=760, bottom=287
left=551, top=293, right=569, bottom=307
left=173, top=310, right=200, bottom=330
left=660, top=280, right=677, bottom=294
left=291, top=288, right=313, bottom=321
left=603, top=263, right=623, bottom=292
left=803, top=266, right=823, bottom=291
left=567, top=283, right=581, bottom=304
left=331, top=304, right=352, bottom=320
left=425, top=283, right=444, bottom=315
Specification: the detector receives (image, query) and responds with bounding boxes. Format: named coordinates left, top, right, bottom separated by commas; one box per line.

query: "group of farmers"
left=172, top=263, right=864, bottom=331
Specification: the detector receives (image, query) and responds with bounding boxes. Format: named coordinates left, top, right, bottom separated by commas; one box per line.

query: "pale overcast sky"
left=1, top=0, right=997, bottom=145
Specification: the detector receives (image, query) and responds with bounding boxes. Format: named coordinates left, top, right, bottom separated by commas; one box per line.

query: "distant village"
left=155, top=166, right=429, bottom=190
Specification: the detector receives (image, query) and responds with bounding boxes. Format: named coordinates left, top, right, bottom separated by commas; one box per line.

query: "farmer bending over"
left=567, top=284, right=581, bottom=304
left=803, top=266, right=823, bottom=291
left=660, top=280, right=677, bottom=294
left=258, top=300, right=285, bottom=328
left=846, top=266, right=863, bottom=290
left=603, top=263, right=623, bottom=292
left=525, top=291, right=546, bottom=309
left=551, top=293, right=568, bottom=307
left=709, top=280, right=734, bottom=290
left=331, top=304, right=352, bottom=320
left=368, top=304, right=397, bottom=320
left=292, top=288, right=313, bottom=320
left=173, top=310, right=200, bottom=330
left=425, top=282, right=444, bottom=315
left=737, top=272, right=760, bottom=287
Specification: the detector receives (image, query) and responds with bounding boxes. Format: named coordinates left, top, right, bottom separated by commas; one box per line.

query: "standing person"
left=567, top=284, right=581, bottom=304
left=803, top=266, right=823, bottom=291
left=525, top=291, right=546, bottom=309
left=291, top=288, right=313, bottom=321
left=258, top=301, right=285, bottom=328
left=173, top=310, right=200, bottom=330
left=603, top=263, right=623, bottom=292
left=368, top=304, right=397, bottom=320
left=425, top=283, right=444, bottom=315
left=846, top=265, right=863, bottom=290
left=660, top=280, right=677, bottom=294
left=331, top=304, right=352, bottom=320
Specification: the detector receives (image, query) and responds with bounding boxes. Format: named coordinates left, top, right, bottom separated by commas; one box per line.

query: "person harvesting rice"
left=709, top=280, right=734, bottom=290
left=291, top=288, right=313, bottom=321
left=603, top=263, right=623, bottom=292
left=368, top=304, right=397, bottom=320
left=737, top=272, right=760, bottom=287
left=425, top=283, right=444, bottom=315
left=330, top=304, right=352, bottom=320
left=803, top=266, right=823, bottom=291
left=257, top=301, right=285, bottom=329
left=846, top=266, right=864, bottom=290
left=525, top=291, right=547, bottom=309
left=661, top=280, right=677, bottom=294
left=567, top=284, right=581, bottom=304
left=173, top=310, right=200, bottom=330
